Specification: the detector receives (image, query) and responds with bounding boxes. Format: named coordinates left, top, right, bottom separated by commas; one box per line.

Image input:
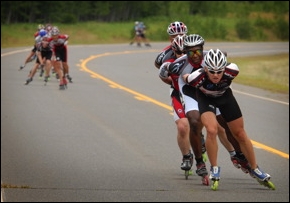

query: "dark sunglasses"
left=208, top=70, right=223, bottom=75
left=187, top=49, right=202, bottom=57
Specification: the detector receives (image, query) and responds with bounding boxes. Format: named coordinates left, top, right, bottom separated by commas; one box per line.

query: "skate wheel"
left=202, top=153, right=208, bottom=162
left=211, top=180, right=219, bottom=191
left=202, top=175, right=209, bottom=186
left=185, top=170, right=189, bottom=180
left=188, top=169, right=193, bottom=176
left=232, top=161, right=241, bottom=169
left=241, top=167, right=249, bottom=174
left=256, top=179, right=276, bottom=190
left=259, top=180, right=276, bottom=190
left=266, top=181, right=276, bottom=190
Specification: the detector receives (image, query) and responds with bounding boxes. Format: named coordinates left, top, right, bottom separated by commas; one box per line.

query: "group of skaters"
left=154, top=21, right=275, bottom=190
left=19, top=23, right=73, bottom=90
left=129, top=21, right=151, bottom=47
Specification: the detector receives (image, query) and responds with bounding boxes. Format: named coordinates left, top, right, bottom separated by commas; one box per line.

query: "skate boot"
left=59, top=80, right=65, bottom=90
left=145, top=43, right=151, bottom=47
left=231, top=153, right=251, bottom=174
left=19, top=65, right=25, bottom=71
left=59, top=84, right=65, bottom=90
left=24, top=78, right=33, bottom=85
left=209, top=166, right=220, bottom=191
left=66, top=74, right=73, bottom=83
left=251, top=166, right=275, bottom=190
left=137, top=43, right=141, bottom=47
left=39, top=67, right=44, bottom=78
left=231, top=154, right=241, bottom=169
left=196, top=161, right=209, bottom=185
left=59, top=77, right=67, bottom=90
left=63, top=77, right=68, bottom=88
left=181, top=153, right=193, bottom=179
left=44, top=75, right=50, bottom=85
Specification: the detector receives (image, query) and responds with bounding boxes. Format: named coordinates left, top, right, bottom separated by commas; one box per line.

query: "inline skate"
left=24, top=78, right=33, bottom=85
left=251, top=166, right=276, bottom=190
left=181, top=153, right=193, bottom=180
left=196, top=161, right=209, bottom=185
left=209, top=166, right=220, bottom=191
left=231, top=153, right=251, bottom=174
left=44, top=75, right=50, bottom=86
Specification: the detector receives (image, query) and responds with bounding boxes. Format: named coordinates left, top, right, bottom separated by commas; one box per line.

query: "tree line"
left=1, top=1, right=288, bottom=24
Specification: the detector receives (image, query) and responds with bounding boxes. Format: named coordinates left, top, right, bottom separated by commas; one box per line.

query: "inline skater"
left=155, top=22, right=200, bottom=176
left=182, top=48, right=275, bottom=190
left=48, top=26, right=71, bottom=89
left=156, top=22, right=237, bottom=182
left=24, top=29, right=51, bottom=85
left=130, top=21, right=151, bottom=47
left=158, top=35, right=193, bottom=178
left=164, top=34, right=212, bottom=185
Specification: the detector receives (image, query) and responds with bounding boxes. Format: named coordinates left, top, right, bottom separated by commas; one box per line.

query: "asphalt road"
left=1, top=42, right=289, bottom=202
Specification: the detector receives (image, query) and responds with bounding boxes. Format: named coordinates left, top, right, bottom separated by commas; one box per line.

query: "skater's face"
left=186, top=46, right=203, bottom=64
left=205, top=67, right=224, bottom=84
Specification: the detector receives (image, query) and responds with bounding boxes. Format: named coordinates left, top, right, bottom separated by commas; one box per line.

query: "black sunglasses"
left=208, top=70, right=223, bottom=75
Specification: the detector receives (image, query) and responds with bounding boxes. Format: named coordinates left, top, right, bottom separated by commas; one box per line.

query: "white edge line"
left=233, top=89, right=289, bottom=105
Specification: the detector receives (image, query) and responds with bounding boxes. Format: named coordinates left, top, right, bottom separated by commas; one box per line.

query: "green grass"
left=228, top=54, right=289, bottom=94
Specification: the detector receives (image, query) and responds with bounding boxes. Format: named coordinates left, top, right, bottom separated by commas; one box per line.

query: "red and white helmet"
left=171, top=35, right=185, bottom=52
left=167, top=21, right=188, bottom=36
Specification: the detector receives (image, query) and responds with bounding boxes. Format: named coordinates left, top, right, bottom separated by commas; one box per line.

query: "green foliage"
left=253, top=29, right=267, bottom=41
left=61, top=14, right=78, bottom=24
left=273, top=18, right=289, bottom=40
left=167, top=1, right=190, bottom=19
left=254, top=16, right=273, bottom=29
left=199, top=19, right=227, bottom=40
left=258, top=1, right=289, bottom=13
left=1, top=1, right=289, bottom=24
left=235, top=20, right=253, bottom=40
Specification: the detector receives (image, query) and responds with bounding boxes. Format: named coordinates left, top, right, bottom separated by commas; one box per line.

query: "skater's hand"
left=159, top=62, right=171, bottom=79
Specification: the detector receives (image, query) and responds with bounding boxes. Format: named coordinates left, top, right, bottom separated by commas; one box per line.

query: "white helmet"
left=167, top=21, right=188, bottom=36
left=171, top=35, right=185, bottom=52
left=183, top=34, right=204, bottom=48
left=204, top=49, right=227, bottom=71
